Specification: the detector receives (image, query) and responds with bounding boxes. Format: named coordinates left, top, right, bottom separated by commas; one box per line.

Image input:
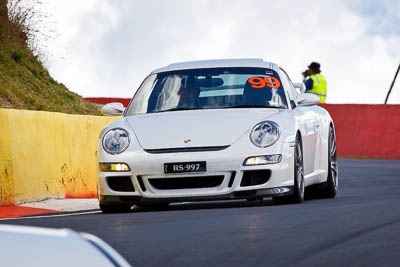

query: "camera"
left=302, top=70, right=309, bottom=77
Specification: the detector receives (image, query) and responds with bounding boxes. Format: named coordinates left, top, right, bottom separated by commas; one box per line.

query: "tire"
left=320, top=126, right=338, bottom=198
left=99, top=204, right=132, bottom=213
left=273, top=134, right=305, bottom=204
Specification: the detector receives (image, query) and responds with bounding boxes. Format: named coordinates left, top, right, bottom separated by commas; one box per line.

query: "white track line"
left=0, top=210, right=101, bottom=221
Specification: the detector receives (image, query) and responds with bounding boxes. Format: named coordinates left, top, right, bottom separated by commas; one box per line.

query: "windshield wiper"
left=222, top=105, right=283, bottom=109
left=151, top=105, right=283, bottom=113
left=155, top=107, right=201, bottom=113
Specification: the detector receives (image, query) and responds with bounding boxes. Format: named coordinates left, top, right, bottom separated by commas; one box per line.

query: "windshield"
left=125, top=67, right=288, bottom=116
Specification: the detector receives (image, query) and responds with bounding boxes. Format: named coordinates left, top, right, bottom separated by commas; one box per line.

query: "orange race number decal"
left=248, top=76, right=281, bottom=88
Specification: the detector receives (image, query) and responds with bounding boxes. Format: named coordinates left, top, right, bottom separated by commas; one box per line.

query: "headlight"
left=99, top=163, right=130, bottom=172
left=102, top=128, right=130, bottom=154
left=243, top=155, right=282, bottom=166
left=250, top=121, right=280, bottom=148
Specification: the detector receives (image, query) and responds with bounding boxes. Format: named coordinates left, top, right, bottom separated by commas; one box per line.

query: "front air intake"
left=106, top=176, right=135, bottom=192
left=240, top=170, right=271, bottom=187
left=149, top=176, right=224, bottom=190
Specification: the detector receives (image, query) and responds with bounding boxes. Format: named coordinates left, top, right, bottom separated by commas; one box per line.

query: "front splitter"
left=99, top=186, right=293, bottom=205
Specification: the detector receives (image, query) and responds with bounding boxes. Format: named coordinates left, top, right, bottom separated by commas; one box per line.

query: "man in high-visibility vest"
left=302, top=62, right=327, bottom=103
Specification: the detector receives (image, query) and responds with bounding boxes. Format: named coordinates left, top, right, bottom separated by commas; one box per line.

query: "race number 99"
left=248, top=76, right=281, bottom=88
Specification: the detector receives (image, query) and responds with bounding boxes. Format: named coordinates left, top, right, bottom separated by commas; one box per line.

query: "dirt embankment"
left=0, top=0, right=101, bottom=115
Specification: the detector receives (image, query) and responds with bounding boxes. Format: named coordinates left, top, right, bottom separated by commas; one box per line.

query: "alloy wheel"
left=329, top=129, right=338, bottom=192
left=295, top=138, right=305, bottom=201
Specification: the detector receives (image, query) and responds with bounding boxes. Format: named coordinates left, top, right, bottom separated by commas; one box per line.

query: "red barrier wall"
left=321, top=104, right=400, bottom=160
left=83, top=98, right=400, bottom=160
left=84, top=97, right=131, bottom=107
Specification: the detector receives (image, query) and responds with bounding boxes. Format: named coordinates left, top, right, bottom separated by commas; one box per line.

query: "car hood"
left=125, top=109, right=281, bottom=149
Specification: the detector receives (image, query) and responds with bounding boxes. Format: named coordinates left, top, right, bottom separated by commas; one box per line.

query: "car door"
left=279, top=68, right=319, bottom=175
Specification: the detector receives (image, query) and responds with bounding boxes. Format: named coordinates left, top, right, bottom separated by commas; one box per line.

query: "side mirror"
left=101, top=102, right=125, bottom=116
left=293, top=83, right=306, bottom=93
left=296, top=93, right=320, bottom=107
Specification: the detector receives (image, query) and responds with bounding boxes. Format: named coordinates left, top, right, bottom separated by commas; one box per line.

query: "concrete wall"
left=2, top=104, right=400, bottom=205
left=84, top=98, right=400, bottom=160
left=321, top=104, right=400, bottom=160
left=84, top=97, right=131, bottom=107
left=0, top=109, right=118, bottom=206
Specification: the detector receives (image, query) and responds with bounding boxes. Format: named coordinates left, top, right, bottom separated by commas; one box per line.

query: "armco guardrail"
left=321, top=104, right=400, bottom=160
left=0, top=109, right=118, bottom=206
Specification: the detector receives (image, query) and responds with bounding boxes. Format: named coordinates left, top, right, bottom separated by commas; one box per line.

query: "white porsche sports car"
left=97, top=59, right=338, bottom=213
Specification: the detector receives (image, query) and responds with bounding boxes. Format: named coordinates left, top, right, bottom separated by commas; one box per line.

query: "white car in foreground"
left=97, top=59, right=338, bottom=213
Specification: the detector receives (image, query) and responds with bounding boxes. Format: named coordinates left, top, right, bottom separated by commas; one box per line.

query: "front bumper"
left=97, top=140, right=295, bottom=205
left=99, top=186, right=294, bottom=205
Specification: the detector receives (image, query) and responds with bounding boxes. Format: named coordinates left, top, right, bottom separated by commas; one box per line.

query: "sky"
left=34, top=0, right=400, bottom=104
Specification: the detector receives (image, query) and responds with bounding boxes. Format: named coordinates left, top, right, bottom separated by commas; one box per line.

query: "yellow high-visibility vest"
left=309, top=73, right=327, bottom=103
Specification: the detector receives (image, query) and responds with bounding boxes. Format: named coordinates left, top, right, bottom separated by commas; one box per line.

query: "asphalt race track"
left=2, top=159, right=400, bottom=267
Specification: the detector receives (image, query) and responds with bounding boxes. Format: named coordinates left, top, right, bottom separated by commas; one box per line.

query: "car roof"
left=151, top=58, right=279, bottom=74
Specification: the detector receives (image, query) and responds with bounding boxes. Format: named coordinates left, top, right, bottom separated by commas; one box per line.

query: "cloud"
left=41, top=0, right=400, bottom=103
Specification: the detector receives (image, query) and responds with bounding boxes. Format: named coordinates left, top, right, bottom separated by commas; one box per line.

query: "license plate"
left=164, top=161, right=206, bottom=173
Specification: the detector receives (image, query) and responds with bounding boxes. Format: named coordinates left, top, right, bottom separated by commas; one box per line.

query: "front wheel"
left=273, top=134, right=305, bottom=204
left=320, top=126, right=338, bottom=198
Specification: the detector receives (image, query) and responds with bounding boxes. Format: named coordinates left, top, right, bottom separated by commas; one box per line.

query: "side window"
left=278, top=68, right=295, bottom=102
left=279, top=68, right=298, bottom=102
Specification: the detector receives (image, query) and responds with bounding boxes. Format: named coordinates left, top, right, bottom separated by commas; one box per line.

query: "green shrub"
left=11, top=49, right=25, bottom=62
